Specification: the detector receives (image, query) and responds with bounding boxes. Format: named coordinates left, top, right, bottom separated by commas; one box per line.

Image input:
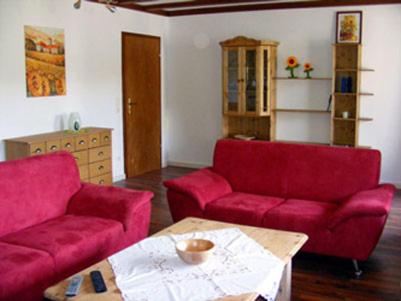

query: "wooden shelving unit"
left=220, top=36, right=279, bottom=141
left=272, top=71, right=332, bottom=145
left=330, top=43, right=374, bottom=148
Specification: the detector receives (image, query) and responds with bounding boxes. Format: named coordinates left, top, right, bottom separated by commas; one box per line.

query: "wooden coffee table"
left=44, top=217, right=307, bottom=301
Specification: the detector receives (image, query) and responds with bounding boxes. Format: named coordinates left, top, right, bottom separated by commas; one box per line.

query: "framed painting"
left=336, top=11, right=363, bottom=44
left=24, top=25, right=66, bottom=97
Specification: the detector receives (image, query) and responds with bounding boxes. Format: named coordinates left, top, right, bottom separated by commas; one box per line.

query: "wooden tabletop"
left=44, top=217, right=308, bottom=301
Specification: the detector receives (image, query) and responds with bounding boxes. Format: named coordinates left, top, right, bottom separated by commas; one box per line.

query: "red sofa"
left=0, top=152, right=153, bottom=301
left=164, top=139, right=395, bottom=268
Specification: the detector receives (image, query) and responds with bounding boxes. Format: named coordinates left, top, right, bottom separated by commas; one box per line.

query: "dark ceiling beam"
left=86, top=0, right=167, bottom=16
left=145, top=0, right=278, bottom=11
left=166, top=0, right=401, bottom=17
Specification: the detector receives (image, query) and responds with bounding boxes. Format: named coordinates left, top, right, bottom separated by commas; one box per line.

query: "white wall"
left=0, top=0, right=169, bottom=180
left=166, top=5, right=401, bottom=186
left=1, top=2, right=401, bottom=186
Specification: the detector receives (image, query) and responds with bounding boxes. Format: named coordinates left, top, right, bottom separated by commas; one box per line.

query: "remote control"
left=90, top=270, right=107, bottom=293
left=65, top=275, right=83, bottom=297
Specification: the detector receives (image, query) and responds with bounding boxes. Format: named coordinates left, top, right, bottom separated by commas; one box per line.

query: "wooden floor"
left=115, top=166, right=401, bottom=301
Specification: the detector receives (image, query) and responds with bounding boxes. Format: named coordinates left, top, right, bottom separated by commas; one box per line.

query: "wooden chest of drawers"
left=5, top=127, right=113, bottom=185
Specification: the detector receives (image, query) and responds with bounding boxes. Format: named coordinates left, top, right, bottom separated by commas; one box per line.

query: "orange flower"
left=286, top=56, right=299, bottom=68
left=304, top=62, right=313, bottom=71
left=27, top=71, right=44, bottom=97
left=55, top=77, right=66, bottom=95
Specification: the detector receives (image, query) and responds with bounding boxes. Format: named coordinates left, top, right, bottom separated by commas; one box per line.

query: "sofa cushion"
left=262, top=199, right=337, bottom=237
left=1, top=215, right=124, bottom=277
left=213, top=140, right=287, bottom=198
left=0, top=152, right=81, bottom=237
left=0, top=242, right=55, bottom=300
left=205, top=192, right=285, bottom=227
left=213, top=139, right=381, bottom=203
left=282, top=143, right=381, bottom=203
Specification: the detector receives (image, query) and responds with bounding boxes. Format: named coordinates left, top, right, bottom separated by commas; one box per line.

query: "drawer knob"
left=99, top=179, right=105, bottom=184
left=65, top=143, right=72, bottom=148
left=92, top=138, right=98, bottom=143
left=104, top=136, right=109, bottom=141
left=98, top=151, right=104, bottom=156
left=98, top=165, right=104, bottom=170
left=50, top=145, right=57, bottom=151
left=35, top=148, right=42, bottom=154
left=79, top=140, right=85, bottom=145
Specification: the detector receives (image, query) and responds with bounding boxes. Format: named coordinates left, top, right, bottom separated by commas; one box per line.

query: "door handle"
left=128, top=98, right=137, bottom=115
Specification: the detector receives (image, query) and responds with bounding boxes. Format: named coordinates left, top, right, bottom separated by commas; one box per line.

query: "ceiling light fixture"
left=73, top=0, right=81, bottom=9
left=73, top=0, right=117, bottom=13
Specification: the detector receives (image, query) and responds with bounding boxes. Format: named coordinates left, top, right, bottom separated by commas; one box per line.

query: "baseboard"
left=113, top=174, right=126, bottom=182
left=167, top=160, right=209, bottom=169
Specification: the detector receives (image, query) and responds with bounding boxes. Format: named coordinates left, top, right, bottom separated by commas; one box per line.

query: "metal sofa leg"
left=352, top=259, right=363, bottom=278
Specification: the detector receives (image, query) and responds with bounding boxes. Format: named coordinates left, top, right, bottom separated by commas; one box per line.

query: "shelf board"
left=359, top=117, right=374, bottom=121
left=332, top=143, right=372, bottom=149
left=274, top=108, right=331, bottom=113
left=335, top=68, right=375, bottom=72
left=333, top=117, right=356, bottom=122
left=356, top=145, right=372, bottom=149
left=274, top=77, right=332, bottom=80
left=333, top=117, right=373, bottom=122
left=274, top=139, right=330, bottom=146
left=333, top=92, right=374, bottom=96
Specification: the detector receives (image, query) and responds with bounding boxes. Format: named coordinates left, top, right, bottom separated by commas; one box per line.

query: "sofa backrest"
left=213, top=139, right=381, bottom=203
left=0, top=152, right=81, bottom=237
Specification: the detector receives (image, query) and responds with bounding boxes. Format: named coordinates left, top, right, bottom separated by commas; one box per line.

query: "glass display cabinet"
left=220, top=36, right=278, bottom=140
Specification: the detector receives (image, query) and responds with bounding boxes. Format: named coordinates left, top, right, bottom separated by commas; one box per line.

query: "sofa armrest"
left=67, top=183, right=154, bottom=231
left=163, top=168, right=232, bottom=210
left=327, top=184, right=395, bottom=230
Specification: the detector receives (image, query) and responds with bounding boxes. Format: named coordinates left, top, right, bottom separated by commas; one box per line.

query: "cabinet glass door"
left=225, top=49, right=240, bottom=113
left=245, top=49, right=257, bottom=113
left=262, top=49, right=269, bottom=113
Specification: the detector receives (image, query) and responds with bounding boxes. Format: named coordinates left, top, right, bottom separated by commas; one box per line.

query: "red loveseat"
left=164, top=139, right=395, bottom=274
left=0, top=152, right=153, bottom=301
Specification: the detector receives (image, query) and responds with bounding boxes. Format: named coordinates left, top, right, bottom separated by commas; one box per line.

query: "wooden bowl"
left=175, top=239, right=215, bottom=265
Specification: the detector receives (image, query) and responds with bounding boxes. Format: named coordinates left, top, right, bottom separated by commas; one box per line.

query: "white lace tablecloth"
left=108, top=228, right=284, bottom=301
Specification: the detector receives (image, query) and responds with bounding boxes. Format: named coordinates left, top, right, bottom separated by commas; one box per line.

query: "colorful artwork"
left=285, top=56, right=299, bottom=78
left=24, top=25, right=66, bottom=97
left=336, top=11, right=362, bottom=44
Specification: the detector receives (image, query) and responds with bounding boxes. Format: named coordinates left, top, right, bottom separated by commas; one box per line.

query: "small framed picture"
left=336, top=11, right=363, bottom=44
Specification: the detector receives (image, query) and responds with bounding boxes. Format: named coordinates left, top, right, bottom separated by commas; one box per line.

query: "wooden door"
left=122, top=32, right=161, bottom=177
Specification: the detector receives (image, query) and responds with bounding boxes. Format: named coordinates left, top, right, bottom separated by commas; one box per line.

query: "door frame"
left=121, top=31, right=162, bottom=177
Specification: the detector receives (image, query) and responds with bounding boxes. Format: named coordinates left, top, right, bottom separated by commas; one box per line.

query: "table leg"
left=276, top=260, right=292, bottom=301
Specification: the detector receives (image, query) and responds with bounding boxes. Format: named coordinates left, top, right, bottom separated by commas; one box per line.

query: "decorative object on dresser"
left=331, top=43, right=374, bottom=148
left=68, top=112, right=82, bottom=131
left=4, top=127, right=113, bottom=185
left=220, top=36, right=278, bottom=141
